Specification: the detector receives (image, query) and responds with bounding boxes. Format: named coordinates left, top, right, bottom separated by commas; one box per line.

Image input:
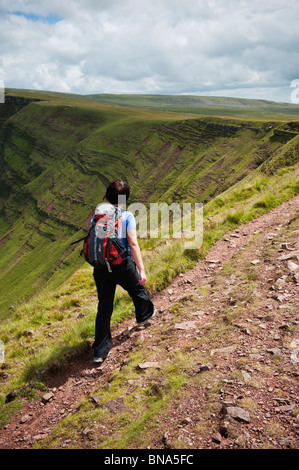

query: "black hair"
left=104, top=179, right=130, bottom=204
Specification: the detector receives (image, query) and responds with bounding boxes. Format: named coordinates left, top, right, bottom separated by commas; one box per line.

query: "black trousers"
left=92, top=258, right=154, bottom=358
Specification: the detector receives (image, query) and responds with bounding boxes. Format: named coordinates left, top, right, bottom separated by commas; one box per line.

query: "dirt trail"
left=0, top=195, right=298, bottom=449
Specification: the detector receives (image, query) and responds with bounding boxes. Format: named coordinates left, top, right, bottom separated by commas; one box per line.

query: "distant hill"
left=86, top=93, right=299, bottom=119
left=5, top=88, right=299, bottom=119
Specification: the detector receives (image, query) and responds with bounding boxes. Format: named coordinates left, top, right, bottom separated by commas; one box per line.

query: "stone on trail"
left=291, top=347, right=299, bottom=364
left=287, top=260, right=299, bottom=272
left=281, top=242, right=295, bottom=250
left=41, top=392, right=54, bottom=404
left=137, top=361, right=161, bottom=370
left=222, top=406, right=251, bottom=423
left=174, top=321, right=198, bottom=330
left=91, top=396, right=101, bottom=406
left=197, top=363, right=213, bottom=372
left=278, top=251, right=299, bottom=261
left=266, top=347, right=282, bottom=356
left=191, top=310, right=205, bottom=317
left=20, top=414, right=30, bottom=424
left=210, top=345, right=235, bottom=356
left=212, top=432, right=222, bottom=444
left=103, top=397, right=129, bottom=414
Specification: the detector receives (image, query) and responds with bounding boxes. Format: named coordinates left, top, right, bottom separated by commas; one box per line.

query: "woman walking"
left=92, top=180, right=155, bottom=363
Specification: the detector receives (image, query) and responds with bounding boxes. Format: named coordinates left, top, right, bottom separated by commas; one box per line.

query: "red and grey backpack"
left=72, top=204, right=128, bottom=272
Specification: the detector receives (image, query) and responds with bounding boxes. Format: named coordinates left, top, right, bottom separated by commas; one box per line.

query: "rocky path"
left=0, top=195, right=298, bottom=449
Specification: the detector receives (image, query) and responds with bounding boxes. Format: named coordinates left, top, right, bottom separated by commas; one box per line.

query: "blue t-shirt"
left=120, top=210, right=136, bottom=252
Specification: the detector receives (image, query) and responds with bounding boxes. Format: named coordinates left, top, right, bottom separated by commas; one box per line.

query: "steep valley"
left=0, top=89, right=298, bottom=451
left=0, top=90, right=298, bottom=316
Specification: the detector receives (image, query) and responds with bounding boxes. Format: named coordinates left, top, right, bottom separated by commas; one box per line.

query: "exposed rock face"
left=4, top=95, right=42, bottom=105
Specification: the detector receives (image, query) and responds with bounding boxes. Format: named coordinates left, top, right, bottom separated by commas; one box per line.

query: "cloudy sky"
left=1, top=0, right=299, bottom=103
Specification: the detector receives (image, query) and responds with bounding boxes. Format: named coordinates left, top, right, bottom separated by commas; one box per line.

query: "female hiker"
left=92, top=179, right=156, bottom=363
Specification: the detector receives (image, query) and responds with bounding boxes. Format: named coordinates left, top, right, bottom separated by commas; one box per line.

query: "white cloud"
left=0, top=0, right=299, bottom=102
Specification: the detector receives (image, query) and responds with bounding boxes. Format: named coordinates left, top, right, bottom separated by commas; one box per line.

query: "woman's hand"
left=139, top=268, right=147, bottom=286
left=127, top=228, right=147, bottom=285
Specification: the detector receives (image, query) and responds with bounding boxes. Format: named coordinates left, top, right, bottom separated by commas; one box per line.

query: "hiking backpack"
left=73, top=203, right=128, bottom=272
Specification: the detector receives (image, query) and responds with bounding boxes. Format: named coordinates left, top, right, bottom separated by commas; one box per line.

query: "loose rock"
left=20, top=415, right=30, bottom=424
left=212, top=432, right=222, bottom=443
left=281, top=242, right=294, bottom=250
left=197, top=363, right=213, bottom=372
left=180, top=417, right=192, bottom=426
left=41, top=392, right=54, bottom=404
left=266, top=347, right=282, bottom=355
left=162, top=432, right=172, bottom=449
left=103, top=397, right=129, bottom=414
left=287, top=260, right=299, bottom=272
left=137, top=361, right=161, bottom=369
left=222, top=406, right=251, bottom=423
left=174, top=321, right=198, bottom=330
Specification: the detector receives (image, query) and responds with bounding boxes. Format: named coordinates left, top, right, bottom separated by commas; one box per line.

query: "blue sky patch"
left=12, top=11, right=62, bottom=24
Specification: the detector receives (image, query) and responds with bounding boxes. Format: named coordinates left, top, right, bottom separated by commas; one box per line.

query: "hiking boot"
left=93, top=352, right=110, bottom=363
left=137, top=308, right=157, bottom=327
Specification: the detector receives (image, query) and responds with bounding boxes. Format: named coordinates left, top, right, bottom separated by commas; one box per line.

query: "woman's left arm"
left=126, top=228, right=147, bottom=285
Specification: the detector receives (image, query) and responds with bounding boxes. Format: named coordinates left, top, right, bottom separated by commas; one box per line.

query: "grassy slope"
left=0, top=89, right=299, bottom=437
left=1, top=152, right=298, bottom=435
left=38, top=196, right=299, bottom=450
left=1, top=91, right=298, bottom=317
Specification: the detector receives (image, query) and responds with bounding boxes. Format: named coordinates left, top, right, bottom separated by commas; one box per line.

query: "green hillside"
left=0, top=89, right=299, bottom=449
left=0, top=90, right=298, bottom=318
